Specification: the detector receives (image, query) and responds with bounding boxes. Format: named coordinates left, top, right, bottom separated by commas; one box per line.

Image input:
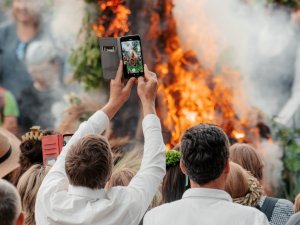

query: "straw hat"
left=0, top=128, right=20, bottom=178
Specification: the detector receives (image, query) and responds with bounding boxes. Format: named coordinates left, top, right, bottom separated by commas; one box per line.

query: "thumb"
left=124, top=77, right=136, bottom=92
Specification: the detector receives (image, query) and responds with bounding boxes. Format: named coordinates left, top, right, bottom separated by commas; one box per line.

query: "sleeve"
left=125, top=114, right=166, bottom=224
left=37, top=110, right=109, bottom=194
left=3, top=91, right=19, bottom=117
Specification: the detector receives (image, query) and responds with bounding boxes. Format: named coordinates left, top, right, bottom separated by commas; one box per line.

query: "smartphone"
left=120, top=35, right=144, bottom=79
left=63, top=134, right=73, bottom=146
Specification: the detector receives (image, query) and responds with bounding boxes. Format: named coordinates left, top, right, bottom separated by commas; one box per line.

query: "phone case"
left=99, top=38, right=121, bottom=80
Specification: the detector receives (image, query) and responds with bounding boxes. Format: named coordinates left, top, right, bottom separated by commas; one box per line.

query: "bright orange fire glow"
left=93, top=0, right=131, bottom=37
left=95, top=0, right=261, bottom=148
left=148, top=0, right=258, bottom=148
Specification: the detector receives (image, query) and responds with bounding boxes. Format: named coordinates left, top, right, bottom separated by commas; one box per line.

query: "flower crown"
left=21, top=126, right=43, bottom=142
left=166, top=150, right=181, bottom=167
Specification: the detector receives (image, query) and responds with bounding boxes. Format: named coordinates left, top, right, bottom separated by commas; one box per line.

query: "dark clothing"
left=0, top=21, right=34, bottom=100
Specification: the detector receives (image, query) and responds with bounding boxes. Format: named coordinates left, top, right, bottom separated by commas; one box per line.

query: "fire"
left=93, top=0, right=130, bottom=37
left=94, top=0, right=260, bottom=148
left=148, top=0, right=256, bottom=148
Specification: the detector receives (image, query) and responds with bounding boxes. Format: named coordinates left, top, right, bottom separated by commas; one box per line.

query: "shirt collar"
left=68, top=185, right=107, bottom=200
left=182, top=188, right=232, bottom=202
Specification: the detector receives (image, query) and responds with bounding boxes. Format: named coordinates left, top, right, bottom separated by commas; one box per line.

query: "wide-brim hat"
left=0, top=128, right=21, bottom=178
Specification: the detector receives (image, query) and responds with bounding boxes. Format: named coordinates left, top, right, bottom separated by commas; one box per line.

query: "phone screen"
left=63, top=134, right=73, bottom=146
left=120, top=35, right=144, bottom=78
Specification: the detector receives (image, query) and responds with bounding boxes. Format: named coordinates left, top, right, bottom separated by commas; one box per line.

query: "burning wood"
left=93, top=0, right=264, bottom=148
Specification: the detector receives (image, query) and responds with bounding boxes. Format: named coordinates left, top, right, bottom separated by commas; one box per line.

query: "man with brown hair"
left=35, top=62, right=166, bottom=225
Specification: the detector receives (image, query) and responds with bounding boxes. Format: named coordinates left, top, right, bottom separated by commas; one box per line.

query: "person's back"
left=144, top=124, right=269, bottom=225
left=0, top=179, right=24, bottom=225
left=35, top=63, right=165, bottom=225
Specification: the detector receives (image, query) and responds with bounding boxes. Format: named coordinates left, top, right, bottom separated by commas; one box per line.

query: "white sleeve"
left=35, top=110, right=109, bottom=221
left=126, top=114, right=166, bottom=223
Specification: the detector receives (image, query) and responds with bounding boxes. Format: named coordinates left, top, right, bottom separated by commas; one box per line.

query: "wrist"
left=101, top=102, right=122, bottom=120
left=142, top=102, right=156, bottom=116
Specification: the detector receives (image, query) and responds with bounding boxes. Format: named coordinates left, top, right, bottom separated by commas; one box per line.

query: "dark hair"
left=180, top=124, right=230, bottom=185
left=13, top=130, right=54, bottom=185
left=229, top=143, right=264, bottom=181
left=162, top=164, right=186, bottom=203
left=65, top=135, right=113, bottom=189
left=0, top=179, right=21, bottom=225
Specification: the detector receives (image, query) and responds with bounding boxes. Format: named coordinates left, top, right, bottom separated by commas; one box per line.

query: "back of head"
left=225, top=162, right=262, bottom=207
left=65, top=134, right=112, bottom=189
left=17, top=164, right=50, bottom=225
left=162, top=149, right=186, bottom=203
left=180, top=124, right=229, bottom=185
left=106, top=168, right=135, bottom=189
left=0, top=179, right=22, bottom=225
left=229, top=143, right=264, bottom=181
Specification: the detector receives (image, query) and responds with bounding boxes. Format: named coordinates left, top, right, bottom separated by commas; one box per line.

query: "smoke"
left=172, top=0, right=297, bottom=191
left=173, top=0, right=300, bottom=127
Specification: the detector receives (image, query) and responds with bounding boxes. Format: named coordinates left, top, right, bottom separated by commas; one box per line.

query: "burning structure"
left=93, top=0, right=264, bottom=149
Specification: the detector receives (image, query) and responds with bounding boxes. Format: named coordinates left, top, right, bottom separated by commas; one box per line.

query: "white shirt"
left=144, top=188, right=270, bottom=225
left=35, top=111, right=166, bottom=225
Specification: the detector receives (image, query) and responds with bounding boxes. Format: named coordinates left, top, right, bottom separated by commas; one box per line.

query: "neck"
left=17, top=21, right=38, bottom=42
left=190, top=176, right=226, bottom=190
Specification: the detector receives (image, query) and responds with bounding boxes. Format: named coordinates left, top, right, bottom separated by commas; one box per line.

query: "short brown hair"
left=106, top=168, right=135, bottom=189
left=65, top=135, right=112, bottom=189
left=17, top=164, right=50, bottom=225
left=229, top=143, right=264, bottom=181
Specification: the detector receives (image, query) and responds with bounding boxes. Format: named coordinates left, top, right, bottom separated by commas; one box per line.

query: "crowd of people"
left=0, top=62, right=299, bottom=225
left=1, top=0, right=300, bottom=225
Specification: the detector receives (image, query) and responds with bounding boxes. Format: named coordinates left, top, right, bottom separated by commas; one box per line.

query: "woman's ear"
left=179, top=160, right=186, bottom=175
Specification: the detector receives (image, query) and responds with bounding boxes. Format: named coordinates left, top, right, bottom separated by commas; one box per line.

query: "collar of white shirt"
left=182, top=188, right=233, bottom=202
left=68, top=185, right=107, bottom=200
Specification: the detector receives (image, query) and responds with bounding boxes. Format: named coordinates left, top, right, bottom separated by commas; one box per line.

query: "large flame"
left=94, top=0, right=261, bottom=148
left=147, top=0, right=259, bottom=148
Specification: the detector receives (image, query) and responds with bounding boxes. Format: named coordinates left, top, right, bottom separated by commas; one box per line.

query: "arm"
left=39, top=61, right=136, bottom=188
left=126, top=65, right=166, bottom=222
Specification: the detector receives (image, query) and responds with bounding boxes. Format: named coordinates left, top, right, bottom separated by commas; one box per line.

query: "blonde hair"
left=294, top=193, right=300, bottom=212
left=17, top=164, right=50, bottom=225
left=225, top=162, right=262, bottom=207
left=106, top=168, right=135, bottom=189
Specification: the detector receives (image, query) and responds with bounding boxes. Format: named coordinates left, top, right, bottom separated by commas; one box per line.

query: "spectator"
left=35, top=63, right=166, bottom=225
left=0, top=179, right=24, bottom=225
left=106, top=168, right=135, bottom=189
left=13, top=127, right=54, bottom=185
left=17, top=164, right=50, bottom=225
left=143, top=124, right=269, bottom=225
left=161, top=149, right=186, bottom=204
left=18, top=40, right=63, bottom=130
left=225, top=162, right=262, bottom=207
left=0, top=127, right=20, bottom=182
left=0, top=86, right=19, bottom=134
left=0, top=0, right=45, bottom=101
left=230, top=143, right=294, bottom=225
left=295, top=193, right=300, bottom=213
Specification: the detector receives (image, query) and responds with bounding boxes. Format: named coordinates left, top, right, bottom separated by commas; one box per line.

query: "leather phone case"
left=99, top=38, right=121, bottom=80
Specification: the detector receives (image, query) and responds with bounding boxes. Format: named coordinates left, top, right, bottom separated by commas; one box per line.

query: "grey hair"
left=0, top=179, right=22, bottom=225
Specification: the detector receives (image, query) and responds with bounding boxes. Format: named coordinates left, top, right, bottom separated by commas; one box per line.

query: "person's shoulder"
left=0, top=21, right=15, bottom=42
left=146, top=199, right=185, bottom=217
left=276, top=198, right=294, bottom=212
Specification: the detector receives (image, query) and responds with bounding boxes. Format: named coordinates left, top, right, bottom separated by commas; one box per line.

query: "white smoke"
left=172, top=0, right=295, bottom=192
left=173, top=0, right=300, bottom=127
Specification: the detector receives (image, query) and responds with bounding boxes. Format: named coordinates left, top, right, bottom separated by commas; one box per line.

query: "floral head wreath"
left=166, top=150, right=181, bottom=168
left=233, top=177, right=262, bottom=207
left=21, top=126, right=43, bottom=142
